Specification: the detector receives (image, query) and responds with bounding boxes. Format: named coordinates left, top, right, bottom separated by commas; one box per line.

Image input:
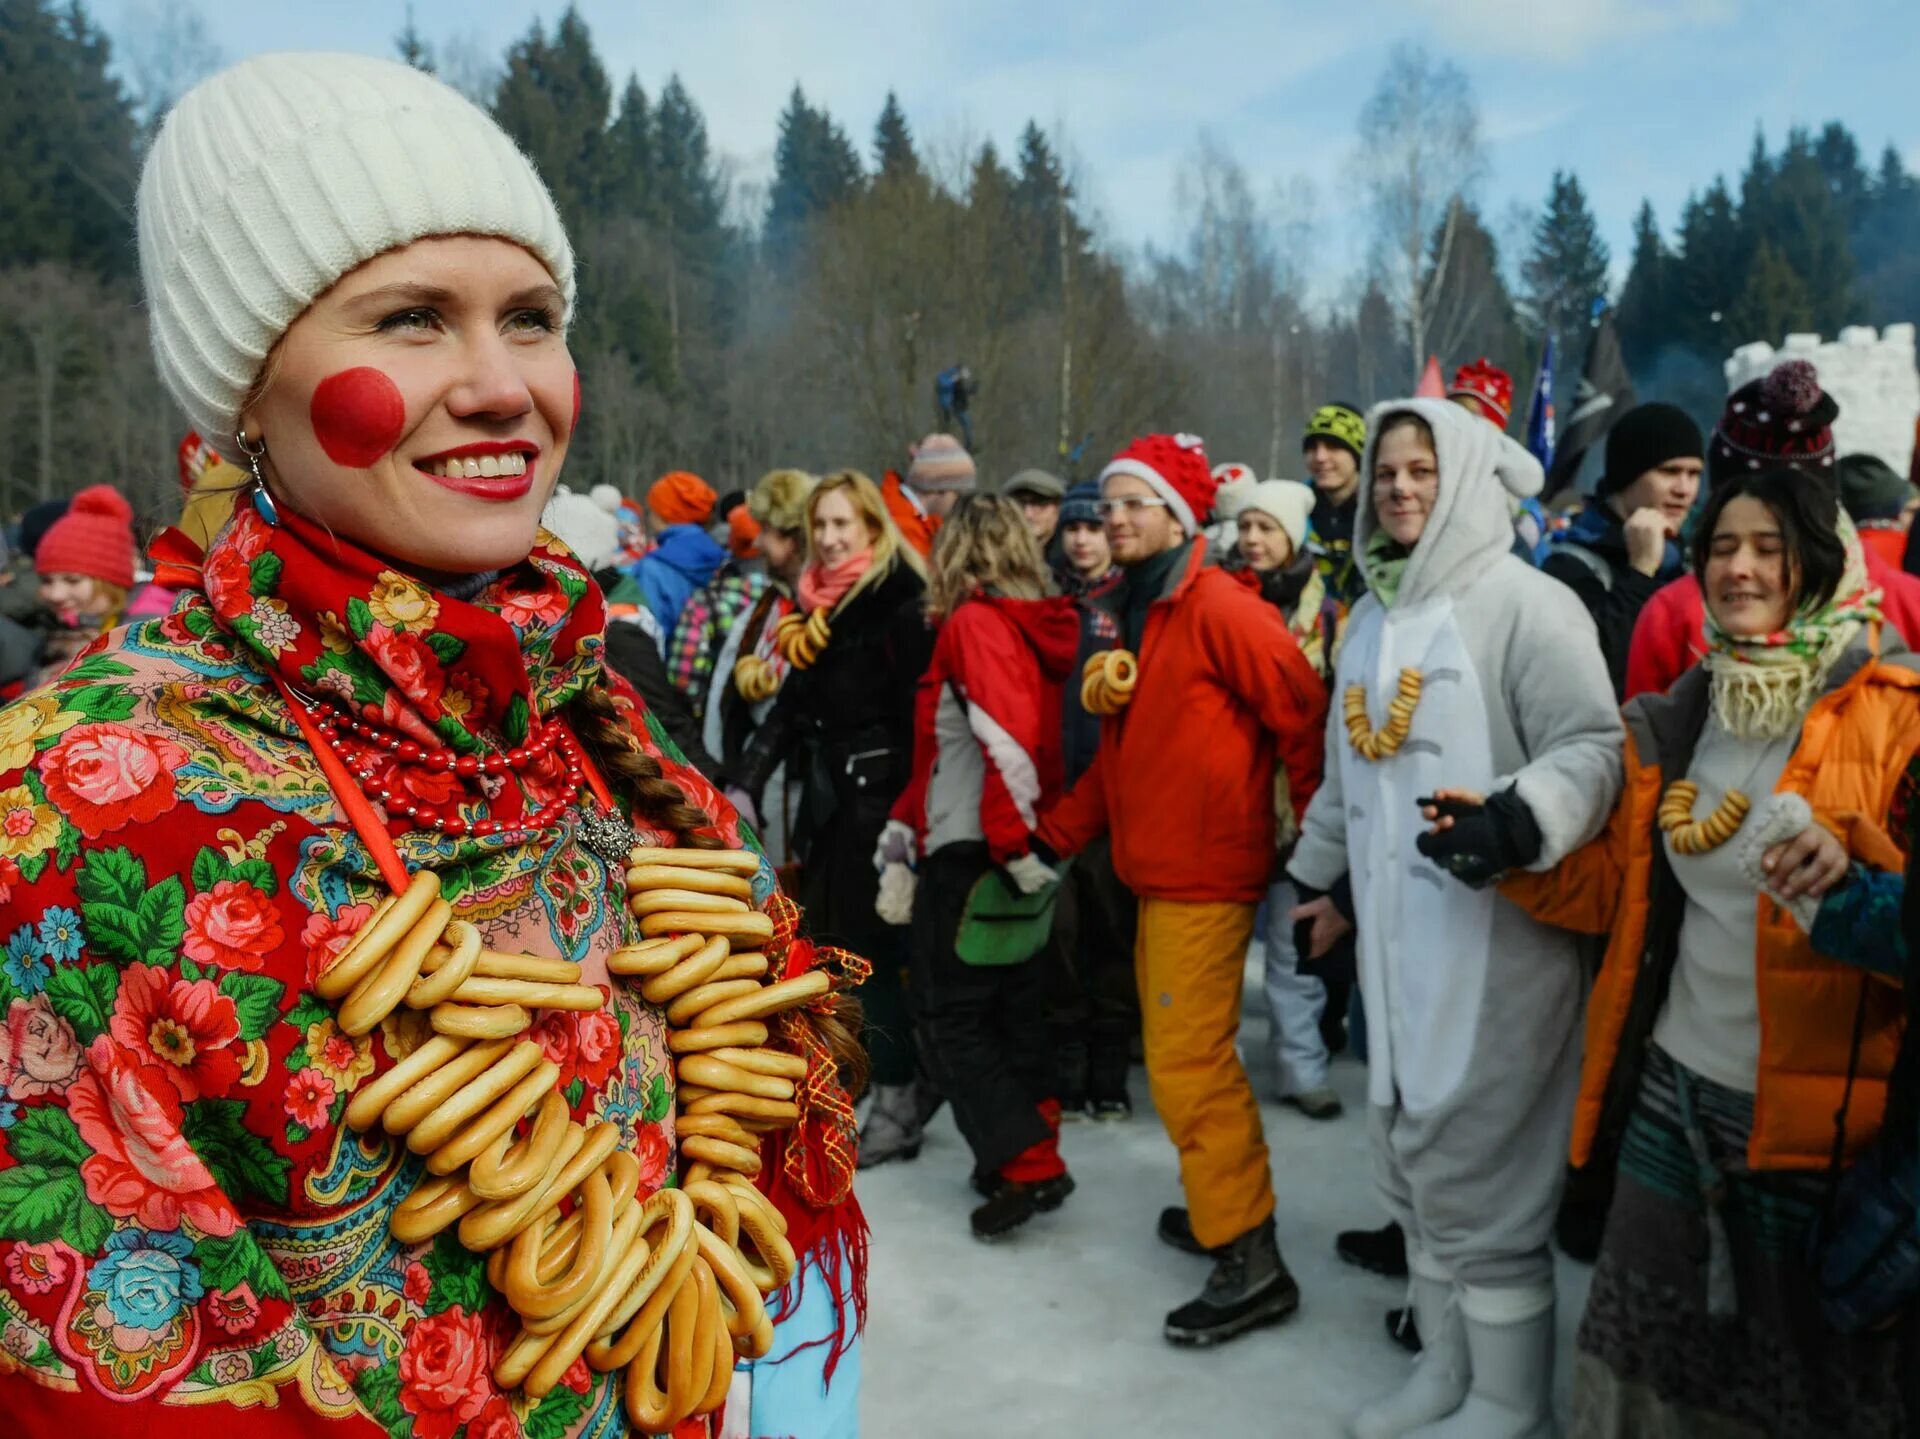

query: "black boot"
left=1156, top=1206, right=1213, bottom=1257
left=1163, top=1218, right=1300, bottom=1346
left=1335, top=1220, right=1407, bottom=1278
left=970, top=1173, right=1074, bottom=1242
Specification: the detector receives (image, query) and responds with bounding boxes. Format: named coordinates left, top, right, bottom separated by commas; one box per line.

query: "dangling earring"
left=235, top=430, right=278, bottom=524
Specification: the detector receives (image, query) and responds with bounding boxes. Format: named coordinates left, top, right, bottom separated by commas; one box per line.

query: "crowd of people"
left=1, top=44, right=1919, bottom=1439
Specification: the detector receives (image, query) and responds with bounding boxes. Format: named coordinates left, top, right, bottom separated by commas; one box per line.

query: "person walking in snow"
left=1042, top=478, right=1135, bottom=1118
left=727, top=471, right=935, bottom=1165
left=1289, top=399, right=1622, bottom=1438
left=888, top=494, right=1084, bottom=1240
left=1039, top=433, right=1328, bottom=1347
left=1231, top=479, right=1343, bottom=1121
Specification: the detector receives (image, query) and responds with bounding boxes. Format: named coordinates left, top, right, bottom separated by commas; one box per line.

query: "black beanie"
left=1598, top=403, right=1704, bottom=498
left=17, top=498, right=69, bottom=561
left=1837, top=453, right=1913, bottom=523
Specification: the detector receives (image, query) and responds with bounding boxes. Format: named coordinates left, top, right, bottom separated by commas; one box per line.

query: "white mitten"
left=1004, top=852, right=1060, bottom=896
left=1736, top=792, right=1820, bottom=931
left=875, top=860, right=917, bottom=926
left=872, top=818, right=917, bottom=873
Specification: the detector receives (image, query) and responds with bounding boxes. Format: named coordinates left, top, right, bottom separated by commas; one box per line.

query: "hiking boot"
left=970, top=1173, right=1073, bottom=1242
left=1156, top=1206, right=1213, bottom=1257
left=1282, top=1086, right=1344, bottom=1121
left=856, top=1083, right=923, bottom=1169
left=1164, top=1218, right=1299, bottom=1346
left=1088, top=1089, right=1132, bottom=1122
left=1336, top=1220, right=1408, bottom=1278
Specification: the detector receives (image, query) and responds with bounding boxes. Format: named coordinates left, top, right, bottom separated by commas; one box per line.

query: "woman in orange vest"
left=1445, top=467, right=1920, bottom=1436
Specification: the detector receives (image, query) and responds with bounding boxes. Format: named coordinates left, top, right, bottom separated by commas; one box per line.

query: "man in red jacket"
left=1626, top=359, right=1920, bottom=697
left=1039, top=433, right=1328, bottom=1348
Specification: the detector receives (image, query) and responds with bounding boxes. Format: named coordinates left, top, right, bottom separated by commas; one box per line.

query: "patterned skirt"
left=1571, top=1044, right=1920, bottom=1439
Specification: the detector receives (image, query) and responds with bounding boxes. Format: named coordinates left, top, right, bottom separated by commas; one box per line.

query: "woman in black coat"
left=728, top=470, right=934, bottom=1163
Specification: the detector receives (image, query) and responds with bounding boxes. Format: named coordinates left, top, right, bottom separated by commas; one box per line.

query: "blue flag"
left=1525, top=336, right=1555, bottom=471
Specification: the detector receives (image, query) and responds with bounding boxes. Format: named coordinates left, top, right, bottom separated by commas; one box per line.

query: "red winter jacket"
left=1624, top=546, right=1920, bottom=699
left=1039, top=544, right=1328, bottom=903
left=892, top=592, right=1082, bottom=862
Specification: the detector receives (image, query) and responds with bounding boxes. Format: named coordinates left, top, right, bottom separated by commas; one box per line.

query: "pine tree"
left=873, top=92, right=918, bottom=183
left=1615, top=201, right=1671, bottom=377
left=395, top=6, right=434, bottom=71
left=1671, top=181, right=1745, bottom=350
left=1814, top=121, right=1869, bottom=228
left=1759, top=127, right=1853, bottom=330
left=603, top=76, right=655, bottom=221
left=765, top=87, right=863, bottom=264
left=652, top=76, right=725, bottom=245
left=1520, top=170, right=1611, bottom=369
left=491, top=6, right=612, bottom=225
left=0, top=0, right=140, bottom=277
left=1726, top=240, right=1814, bottom=341
left=1857, top=145, right=1920, bottom=325
left=1422, top=202, right=1527, bottom=394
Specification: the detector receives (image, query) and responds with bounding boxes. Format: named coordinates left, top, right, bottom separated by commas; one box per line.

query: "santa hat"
left=1709, top=359, right=1838, bottom=488
left=1099, top=433, right=1215, bottom=535
left=1448, top=358, right=1513, bottom=429
left=1238, top=480, right=1316, bottom=557
left=36, top=485, right=137, bottom=589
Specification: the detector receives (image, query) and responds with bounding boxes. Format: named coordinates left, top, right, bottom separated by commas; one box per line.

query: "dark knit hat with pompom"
left=1708, top=359, right=1839, bottom=489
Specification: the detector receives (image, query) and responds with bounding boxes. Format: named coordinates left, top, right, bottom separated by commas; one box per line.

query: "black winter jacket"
left=1541, top=505, right=1679, bottom=703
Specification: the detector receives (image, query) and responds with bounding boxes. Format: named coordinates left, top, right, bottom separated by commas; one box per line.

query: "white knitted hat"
left=137, top=52, right=575, bottom=461
left=540, top=487, right=621, bottom=571
left=1239, top=479, right=1316, bottom=556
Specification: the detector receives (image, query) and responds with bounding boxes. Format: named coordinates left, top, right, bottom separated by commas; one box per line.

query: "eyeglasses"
left=1095, top=496, right=1172, bottom=518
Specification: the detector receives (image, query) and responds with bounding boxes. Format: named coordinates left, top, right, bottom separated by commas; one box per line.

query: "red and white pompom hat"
left=1099, top=433, right=1218, bottom=536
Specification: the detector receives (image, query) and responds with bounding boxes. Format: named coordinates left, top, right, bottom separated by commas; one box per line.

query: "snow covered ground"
left=857, top=949, right=1591, bottom=1437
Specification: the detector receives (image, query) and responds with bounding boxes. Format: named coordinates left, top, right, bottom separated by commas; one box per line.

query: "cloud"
left=1407, top=0, right=1737, bottom=63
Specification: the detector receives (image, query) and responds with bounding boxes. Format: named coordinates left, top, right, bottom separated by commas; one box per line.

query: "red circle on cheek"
left=571, top=370, right=583, bottom=430
left=309, top=367, right=407, bottom=468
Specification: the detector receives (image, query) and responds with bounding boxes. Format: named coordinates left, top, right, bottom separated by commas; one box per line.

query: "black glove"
left=1414, top=788, right=1543, bottom=890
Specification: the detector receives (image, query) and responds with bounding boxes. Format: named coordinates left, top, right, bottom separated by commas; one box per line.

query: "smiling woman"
left=0, top=49, right=867, bottom=1439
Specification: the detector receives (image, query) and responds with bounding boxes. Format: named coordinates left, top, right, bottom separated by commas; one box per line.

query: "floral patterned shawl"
left=0, top=507, right=752, bottom=1439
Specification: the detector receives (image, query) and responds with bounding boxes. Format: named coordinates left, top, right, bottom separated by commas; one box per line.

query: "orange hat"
left=647, top=471, right=717, bottom=526
left=727, top=505, right=762, bottom=559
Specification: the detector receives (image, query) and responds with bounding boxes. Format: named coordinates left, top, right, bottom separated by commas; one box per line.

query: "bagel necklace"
left=1081, top=649, right=1138, bottom=716
left=1345, top=667, right=1423, bottom=760
left=1659, top=781, right=1752, bottom=856
left=279, top=679, right=839, bottom=1434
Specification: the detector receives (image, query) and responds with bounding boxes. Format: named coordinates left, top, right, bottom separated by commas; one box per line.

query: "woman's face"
left=1372, top=424, right=1440, bottom=548
left=1236, top=511, right=1295, bottom=572
left=38, top=573, right=104, bottom=620
left=1704, top=495, right=1797, bottom=636
left=242, top=235, right=575, bottom=577
left=811, top=488, right=873, bottom=568
left=1060, top=519, right=1110, bottom=577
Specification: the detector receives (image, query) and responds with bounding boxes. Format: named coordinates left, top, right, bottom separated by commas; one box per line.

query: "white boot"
left=1405, top=1283, right=1556, bottom=1439
left=1348, top=1250, right=1469, bottom=1439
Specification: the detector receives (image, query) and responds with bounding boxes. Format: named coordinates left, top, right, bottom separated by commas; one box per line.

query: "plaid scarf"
left=1703, top=513, right=1883, bottom=740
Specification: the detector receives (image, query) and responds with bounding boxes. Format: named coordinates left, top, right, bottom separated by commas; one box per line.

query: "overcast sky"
left=100, top=0, right=1920, bottom=304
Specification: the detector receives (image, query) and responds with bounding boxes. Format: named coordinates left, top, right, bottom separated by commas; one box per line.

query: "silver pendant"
left=576, top=801, right=640, bottom=865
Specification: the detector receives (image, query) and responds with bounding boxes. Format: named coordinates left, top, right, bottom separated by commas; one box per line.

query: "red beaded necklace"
left=300, top=694, right=587, bottom=840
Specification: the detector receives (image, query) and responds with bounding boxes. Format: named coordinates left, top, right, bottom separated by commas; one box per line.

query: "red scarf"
left=798, top=549, right=874, bottom=613
left=199, top=505, right=606, bottom=754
